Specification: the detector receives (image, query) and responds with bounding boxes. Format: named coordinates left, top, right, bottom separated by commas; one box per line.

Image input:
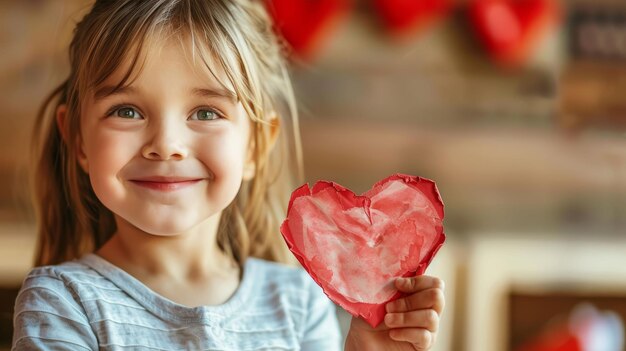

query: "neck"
left=97, top=213, right=238, bottom=283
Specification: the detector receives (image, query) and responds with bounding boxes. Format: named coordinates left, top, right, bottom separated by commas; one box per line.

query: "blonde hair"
left=31, top=0, right=302, bottom=267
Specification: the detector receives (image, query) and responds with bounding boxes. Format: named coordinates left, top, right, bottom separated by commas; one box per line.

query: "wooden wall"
left=2, top=1, right=626, bottom=234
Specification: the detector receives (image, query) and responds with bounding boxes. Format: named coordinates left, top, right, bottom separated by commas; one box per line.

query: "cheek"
left=195, top=129, right=247, bottom=177
left=84, top=131, right=140, bottom=199
left=194, top=129, right=249, bottom=207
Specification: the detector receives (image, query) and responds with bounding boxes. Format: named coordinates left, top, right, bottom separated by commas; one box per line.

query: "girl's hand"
left=344, top=276, right=445, bottom=351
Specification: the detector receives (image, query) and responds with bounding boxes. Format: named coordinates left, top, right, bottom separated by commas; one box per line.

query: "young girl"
left=13, top=0, right=445, bottom=350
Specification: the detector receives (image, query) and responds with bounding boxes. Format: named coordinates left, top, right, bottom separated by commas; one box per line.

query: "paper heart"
left=373, top=0, right=452, bottom=39
left=469, top=0, right=560, bottom=67
left=280, top=174, right=445, bottom=327
left=265, top=0, right=351, bottom=59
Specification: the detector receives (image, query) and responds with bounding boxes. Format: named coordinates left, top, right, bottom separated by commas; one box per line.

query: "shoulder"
left=13, top=259, right=100, bottom=349
left=20, top=258, right=103, bottom=288
left=245, top=257, right=339, bottom=322
left=246, top=257, right=321, bottom=299
left=18, top=259, right=95, bottom=299
left=14, top=257, right=108, bottom=316
left=15, top=254, right=131, bottom=319
left=17, top=257, right=110, bottom=303
left=246, top=258, right=342, bottom=349
left=247, top=257, right=309, bottom=283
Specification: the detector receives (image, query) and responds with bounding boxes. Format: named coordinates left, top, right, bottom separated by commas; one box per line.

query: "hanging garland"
left=265, top=0, right=561, bottom=68
left=264, top=0, right=352, bottom=60
left=372, top=0, right=452, bottom=40
left=469, top=0, right=561, bottom=67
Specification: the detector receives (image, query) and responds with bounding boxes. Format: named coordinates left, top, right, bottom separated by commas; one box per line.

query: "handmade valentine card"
left=280, top=174, right=445, bottom=327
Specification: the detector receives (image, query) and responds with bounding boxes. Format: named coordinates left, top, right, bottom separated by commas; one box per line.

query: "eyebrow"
left=93, top=85, right=237, bottom=102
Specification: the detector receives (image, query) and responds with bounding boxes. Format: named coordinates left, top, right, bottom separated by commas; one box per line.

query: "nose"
left=141, top=121, right=189, bottom=161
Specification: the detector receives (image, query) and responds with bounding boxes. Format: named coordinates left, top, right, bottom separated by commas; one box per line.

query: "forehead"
left=89, top=31, right=238, bottom=101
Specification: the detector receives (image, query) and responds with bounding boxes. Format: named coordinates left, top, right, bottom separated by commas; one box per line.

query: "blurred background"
left=2, top=0, right=626, bottom=350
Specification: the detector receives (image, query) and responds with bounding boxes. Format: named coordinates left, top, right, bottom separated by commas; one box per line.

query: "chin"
left=135, top=221, right=198, bottom=237
left=115, top=213, right=203, bottom=237
left=113, top=205, right=223, bottom=237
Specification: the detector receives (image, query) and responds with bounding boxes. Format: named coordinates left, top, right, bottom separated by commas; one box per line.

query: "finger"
left=395, top=275, right=444, bottom=293
left=386, top=287, right=445, bottom=315
left=388, top=328, right=433, bottom=350
left=385, top=309, right=439, bottom=332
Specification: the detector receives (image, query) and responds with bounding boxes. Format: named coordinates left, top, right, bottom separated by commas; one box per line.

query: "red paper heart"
left=280, top=174, right=445, bottom=327
left=265, top=0, right=351, bottom=59
left=373, top=0, right=452, bottom=39
left=469, top=0, right=560, bottom=67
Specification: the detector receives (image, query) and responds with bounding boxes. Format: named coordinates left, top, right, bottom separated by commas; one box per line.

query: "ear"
left=55, top=104, right=69, bottom=143
left=56, top=104, right=89, bottom=173
left=242, top=113, right=280, bottom=181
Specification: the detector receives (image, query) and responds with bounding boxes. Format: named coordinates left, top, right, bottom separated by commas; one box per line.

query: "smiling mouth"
left=129, top=179, right=203, bottom=191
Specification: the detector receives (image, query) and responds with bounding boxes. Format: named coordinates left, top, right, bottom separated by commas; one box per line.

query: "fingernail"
left=397, top=277, right=409, bottom=286
left=385, top=313, right=396, bottom=325
left=385, top=301, right=394, bottom=312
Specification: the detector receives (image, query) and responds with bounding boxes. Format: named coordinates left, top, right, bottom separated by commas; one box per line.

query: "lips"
left=129, top=176, right=204, bottom=191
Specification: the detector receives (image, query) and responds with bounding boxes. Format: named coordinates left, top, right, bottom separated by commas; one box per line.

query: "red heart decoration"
left=280, top=174, right=445, bottom=327
left=516, top=326, right=582, bottom=351
left=469, top=0, right=560, bottom=67
left=373, top=0, right=452, bottom=39
left=265, top=0, right=351, bottom=60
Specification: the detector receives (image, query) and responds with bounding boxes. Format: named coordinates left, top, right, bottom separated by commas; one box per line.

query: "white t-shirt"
left=12, top=254, right=341, bottom=350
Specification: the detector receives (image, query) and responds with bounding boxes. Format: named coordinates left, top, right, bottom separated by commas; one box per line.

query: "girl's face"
left=78, top=38, right=253, bottom=236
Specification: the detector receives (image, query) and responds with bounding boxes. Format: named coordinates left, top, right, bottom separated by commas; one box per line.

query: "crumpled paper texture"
left=280, top=174, right=445, bottom=327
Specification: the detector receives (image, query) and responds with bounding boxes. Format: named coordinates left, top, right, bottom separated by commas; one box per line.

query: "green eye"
left=194, top=109, right=218, bottom=121
left=116, top=107, right=139, bottom=119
